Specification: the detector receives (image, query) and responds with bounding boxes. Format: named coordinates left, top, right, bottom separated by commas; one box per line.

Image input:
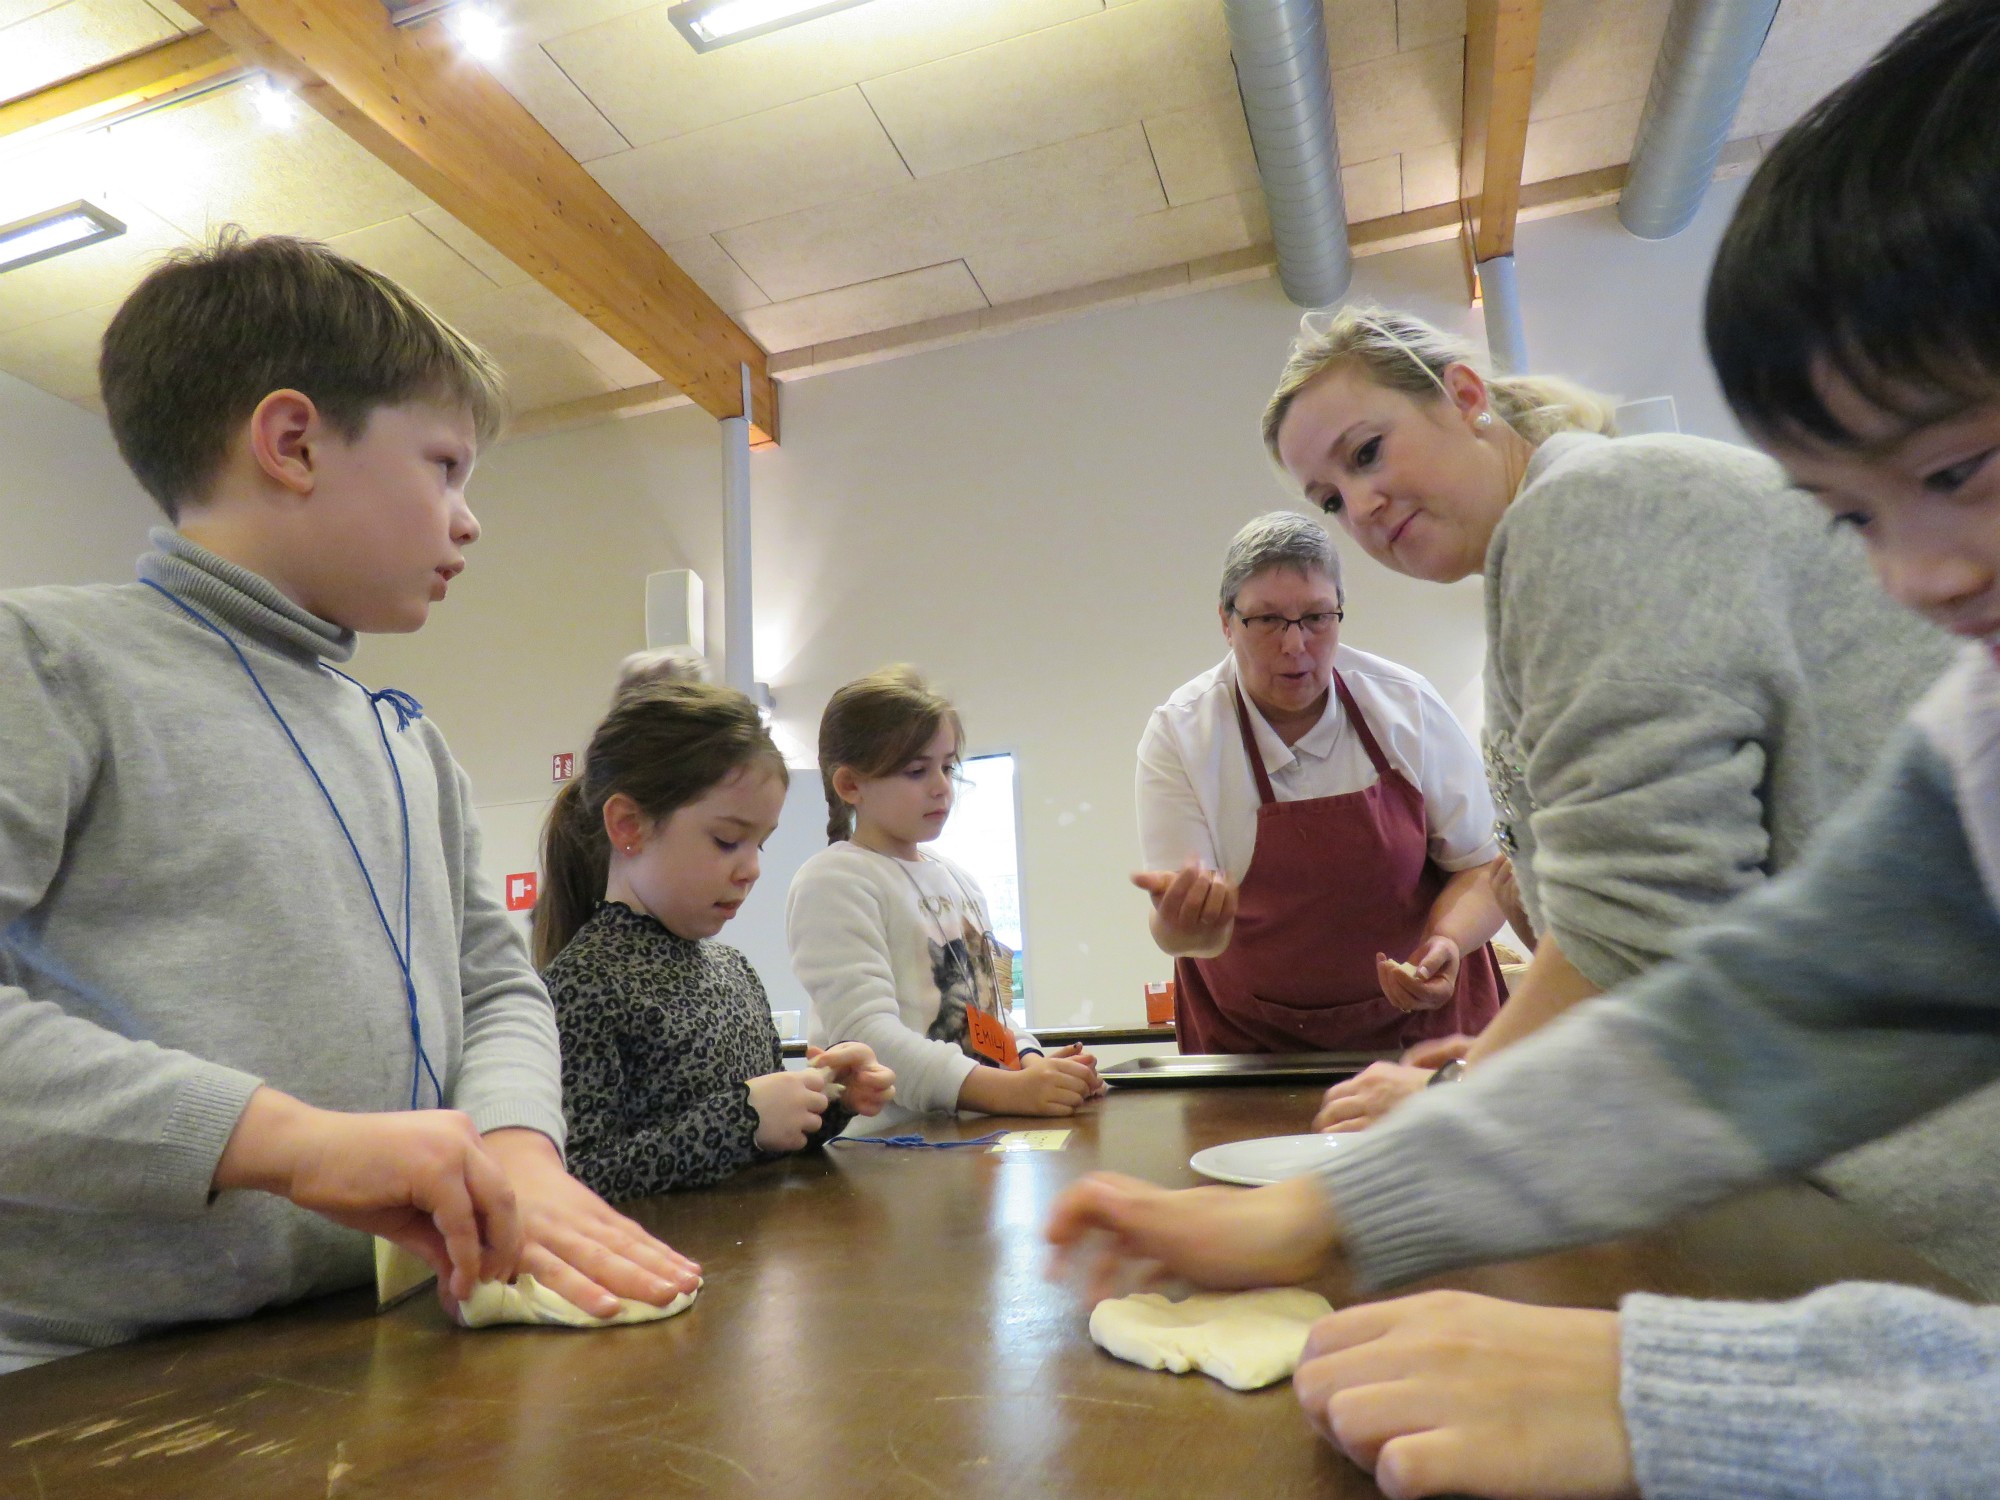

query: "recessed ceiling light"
left=667, top=0, right=879, bottom=52
left=447, top=5, right=507, bottom=59
left=0, top=201, right=126, bottom=275
left=248, top=77, right=297, bottom=127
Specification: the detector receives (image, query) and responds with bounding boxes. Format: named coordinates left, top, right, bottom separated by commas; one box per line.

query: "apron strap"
left=1331, top=669, right=1394, bottom=779
left=1230, top=687, right=1280, bottom=807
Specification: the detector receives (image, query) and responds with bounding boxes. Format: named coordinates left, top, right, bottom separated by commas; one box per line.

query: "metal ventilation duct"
left=1618, top=0, right=1781, bottom=240
left=1222, top=0, right=1351, bottom=307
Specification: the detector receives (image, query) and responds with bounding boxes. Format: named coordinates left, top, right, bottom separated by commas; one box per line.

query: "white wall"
left=1515, top=178, right=1750, bottom=446
left=349, top=182, right=1757, bottom=1030
left=0, top=370, right=155, bottom=588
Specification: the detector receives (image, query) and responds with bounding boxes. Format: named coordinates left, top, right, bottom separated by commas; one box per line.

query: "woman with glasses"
left=1272, top=308, right=1952, bottom=1141
left=1134, top=510, right=1509, bottom=1054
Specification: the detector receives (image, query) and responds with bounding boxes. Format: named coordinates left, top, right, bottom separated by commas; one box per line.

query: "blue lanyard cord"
left=141, top=580, right=441, bottom=1108
left=828, top=1130, right=1007, bottom=1150
left=327, top=666, right=442, bottom=1111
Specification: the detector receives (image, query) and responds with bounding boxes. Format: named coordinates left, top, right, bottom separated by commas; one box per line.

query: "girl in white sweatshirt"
left=787, top=666, right=1103, bottom=1115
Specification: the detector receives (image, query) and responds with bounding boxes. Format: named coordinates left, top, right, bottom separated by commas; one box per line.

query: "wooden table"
left=0, top=1086, right=1970, bottom=1499
left=780, top=1023, right=1178, bottom=1058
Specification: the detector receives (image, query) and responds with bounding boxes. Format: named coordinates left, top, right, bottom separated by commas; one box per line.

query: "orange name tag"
left=964, top=1006, right=1020, bottom=1070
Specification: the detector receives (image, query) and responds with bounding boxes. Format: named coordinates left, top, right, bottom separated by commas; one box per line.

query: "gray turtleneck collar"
left=136, top=527, right=358, bottom=665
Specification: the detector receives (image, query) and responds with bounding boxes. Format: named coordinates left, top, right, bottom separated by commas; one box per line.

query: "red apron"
left=1175, top=672, right=1505, bottom=1054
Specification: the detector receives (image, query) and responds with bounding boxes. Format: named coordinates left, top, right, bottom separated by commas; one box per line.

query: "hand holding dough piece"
left=1089, top=1288, right=1334, bottom=1390
left=806, top=1062, right=847, bottom=1103
left=455, top=1275, right=699, bottom=1328
left=375, top=1237, right=700, bottom=1328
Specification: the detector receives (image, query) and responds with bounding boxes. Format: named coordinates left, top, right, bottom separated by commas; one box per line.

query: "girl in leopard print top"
left=535, top=666, right=894, bottom=1202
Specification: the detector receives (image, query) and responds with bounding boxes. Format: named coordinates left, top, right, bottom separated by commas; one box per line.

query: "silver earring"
left=624, top=844, right=637, bottom=854
left=1476, top=411, right=1493, bottom=428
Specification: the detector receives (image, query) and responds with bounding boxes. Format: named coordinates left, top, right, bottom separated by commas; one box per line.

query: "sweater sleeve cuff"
left=1544, top=920, right=1646, bottom=992
left=146, top=1065, right=264, bottom=1217
left=937, top=1049, right=982, bottom=1113
left=1619, top=1292, right=1819, bottom=1500
left=1314, top=1129, right=1477, bottom=1290
left=470, top=1098, right=570, bottom=1158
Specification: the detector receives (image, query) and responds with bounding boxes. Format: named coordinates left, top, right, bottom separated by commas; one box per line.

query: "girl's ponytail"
left=534, top=778, right=605, bottom=969
left=817, top=665, right=964, bottom=845
left=824, top=769, right=855, bottom=844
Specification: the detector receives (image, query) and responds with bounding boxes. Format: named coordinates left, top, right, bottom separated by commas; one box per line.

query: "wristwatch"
left=1426, top=1059, right=1468, bottom=1088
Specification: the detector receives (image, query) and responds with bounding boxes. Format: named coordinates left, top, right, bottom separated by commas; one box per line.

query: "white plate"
left=1189, top=1134, right=1344, bottom=1187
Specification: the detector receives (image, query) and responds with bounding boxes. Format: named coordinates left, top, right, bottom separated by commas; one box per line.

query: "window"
left=929, top=752, right=1029, bottom=1027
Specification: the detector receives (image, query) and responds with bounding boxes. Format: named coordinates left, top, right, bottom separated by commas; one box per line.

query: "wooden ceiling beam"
left=173, top=0, right=777, bottom=442
left=1459, top=0, right=1544, bottom=273
left=0, top=31, right=243, bottom=141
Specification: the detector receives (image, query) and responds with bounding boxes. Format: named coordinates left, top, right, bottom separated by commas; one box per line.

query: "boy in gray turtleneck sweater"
left=0, top=234, right=699, bottom=1374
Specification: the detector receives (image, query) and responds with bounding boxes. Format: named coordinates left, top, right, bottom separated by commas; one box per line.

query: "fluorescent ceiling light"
left=667, top=0, right=878, bottom=51
left=446, top=5, right=507, bottom=59
left=0, top=201, right=126, bottom=275
left=248, top=77, right=298, bottom=127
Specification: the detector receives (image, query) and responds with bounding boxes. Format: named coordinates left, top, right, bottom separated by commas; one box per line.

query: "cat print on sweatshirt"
left=925, top=915, right=1006, bottom=1051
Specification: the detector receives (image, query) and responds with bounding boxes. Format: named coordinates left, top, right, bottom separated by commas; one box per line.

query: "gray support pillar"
left=1478, top=254, right=1529, bottom=375
left=720, top=363, right=754, bottom=696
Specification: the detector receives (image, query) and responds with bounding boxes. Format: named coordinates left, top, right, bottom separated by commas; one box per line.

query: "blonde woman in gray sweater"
left=1270, top=308, right=1989, bottom=1285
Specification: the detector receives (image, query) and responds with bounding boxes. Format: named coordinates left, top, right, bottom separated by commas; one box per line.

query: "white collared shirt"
left=1136, top=647, right=1500, bottom=885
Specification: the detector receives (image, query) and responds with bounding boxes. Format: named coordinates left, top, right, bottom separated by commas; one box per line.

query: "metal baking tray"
left=1101, top=1052, right=1395, bottom=1087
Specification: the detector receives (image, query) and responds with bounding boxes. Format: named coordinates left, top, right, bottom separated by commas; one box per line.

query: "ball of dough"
left=1089, top=1288, right=1333, bottom=1390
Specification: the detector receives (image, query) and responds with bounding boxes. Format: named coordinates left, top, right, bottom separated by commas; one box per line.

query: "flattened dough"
left=455, top=1275, right=700, bottom=1329
left=374, top=1236, right=700, bottom=1329
left=1089, top=1289, right=1333, bottom=1390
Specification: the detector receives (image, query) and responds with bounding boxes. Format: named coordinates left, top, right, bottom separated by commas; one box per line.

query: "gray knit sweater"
left=0, top=532, right=564, bottom=1369
left=1482, top=430, right=1948, bottom=984
left=1481, top=431, right=2000, bottom=1293
left=1319, top=649, right=2000, bottom=1498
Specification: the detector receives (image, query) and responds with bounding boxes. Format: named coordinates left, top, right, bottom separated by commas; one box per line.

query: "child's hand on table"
left=215, top=1087, right=523, bottom=1304
left=747, top=1068, right=832, bottom=1150
left=480, top=1127, right=703, bottom=1318
left=1044, top=1172, right=1339, bottom=1304
left=1293, top=1291, right=1635, bottom=1500
left=807, top=1041, right=896, bottom=1115
left=213, top=1091, right=701, bottom=1317
left=962, top=1050, right=1098, bottom=1116
left=1044, top=1041, right=1108, bottom=1098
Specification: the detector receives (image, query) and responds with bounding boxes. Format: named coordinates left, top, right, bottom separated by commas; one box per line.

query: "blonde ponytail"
left=1261, top=305, right=1618, bottom=456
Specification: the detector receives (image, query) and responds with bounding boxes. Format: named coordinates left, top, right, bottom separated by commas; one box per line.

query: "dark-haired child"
left=1049, top=2, right=2000, bottom=1494
left=0, top=233, right=697, bottom=1373
left=538, top=674, right=894, bottom=1201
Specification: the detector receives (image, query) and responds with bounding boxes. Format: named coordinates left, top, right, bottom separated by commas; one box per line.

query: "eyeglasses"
left=1230, top=607, right=1344, bottom=640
